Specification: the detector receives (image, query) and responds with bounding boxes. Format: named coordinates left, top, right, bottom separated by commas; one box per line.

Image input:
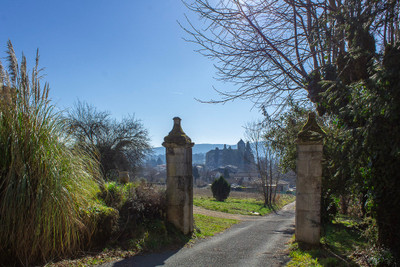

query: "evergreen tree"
left=211, top=176, right=231, bottom=202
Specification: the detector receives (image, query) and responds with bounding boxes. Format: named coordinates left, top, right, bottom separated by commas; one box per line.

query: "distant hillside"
left=152, top=143, right=237, bottom=156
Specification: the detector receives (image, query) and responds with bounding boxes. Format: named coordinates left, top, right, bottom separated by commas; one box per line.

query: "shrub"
left=98, top=182, right=126, bottom=209
left=211, top=176, right=231, bottom=201
left=120, top=182, right=166, bottom=226
left=0, top=41, right=101, bottom=265
left=87, top=204, right=119, bottom=245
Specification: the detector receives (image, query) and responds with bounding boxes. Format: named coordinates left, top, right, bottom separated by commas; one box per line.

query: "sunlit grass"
left=194, top=214, right=239, bottom=238
left=288, top=248, right=322, bottom=267
left=286, top=216, right=368, bottom=267
left=194, top=194, right=295, bottom=216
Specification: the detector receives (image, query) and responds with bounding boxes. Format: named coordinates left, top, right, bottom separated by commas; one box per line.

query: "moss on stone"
left=296, top=112, right=325, bottom=144
left=163, top=117, right=194, bottom=147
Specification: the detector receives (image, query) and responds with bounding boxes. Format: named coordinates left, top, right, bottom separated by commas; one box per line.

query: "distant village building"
left=205, top=139, right=255, bottom=172
left=267, top=180, right=290, bottom=193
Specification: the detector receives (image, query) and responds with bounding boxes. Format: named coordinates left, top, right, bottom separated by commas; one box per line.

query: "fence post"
left=163, top=117, right=194, bottom=234
left=295, top=112, right=324, bottom=245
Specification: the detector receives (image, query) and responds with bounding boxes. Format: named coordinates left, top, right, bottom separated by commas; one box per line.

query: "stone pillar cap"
left=296, top=112, right=325, bottom=144
left=163, top=117, right=194, bottom=147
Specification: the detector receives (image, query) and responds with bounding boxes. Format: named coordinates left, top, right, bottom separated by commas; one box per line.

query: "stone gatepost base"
left=295, top=113, right=324, bottom=246
left=295, top=144, right=323, bottom=245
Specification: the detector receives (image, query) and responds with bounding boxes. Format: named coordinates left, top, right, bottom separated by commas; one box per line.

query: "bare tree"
left=245, top=121, right=280, bottom=207
left=66, top=101, right=152, bottom=180
left=182, top=0, right=399, bottom=113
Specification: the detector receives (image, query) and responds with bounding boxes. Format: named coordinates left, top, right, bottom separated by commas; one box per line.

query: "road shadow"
left=273, top=223, right=295, bottom=236
left=111, top=249, right=181, bottom=267
left=273, top=228, right=295, bottom=235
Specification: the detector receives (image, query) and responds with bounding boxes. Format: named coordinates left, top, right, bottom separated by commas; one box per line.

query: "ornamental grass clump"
left=0, top=41, right=101, bottom=265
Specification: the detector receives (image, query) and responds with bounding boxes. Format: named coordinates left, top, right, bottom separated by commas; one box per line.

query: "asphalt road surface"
left=99, top=202, right=295, bottom=267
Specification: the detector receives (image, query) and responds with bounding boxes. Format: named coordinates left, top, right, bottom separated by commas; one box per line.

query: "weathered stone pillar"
left=295, top=112, right=325, bottom=245
left=162, top=117, right=194, bottom=235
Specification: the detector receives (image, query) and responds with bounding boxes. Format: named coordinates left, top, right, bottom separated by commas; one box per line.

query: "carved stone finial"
left=296, top=112, right=325, bottom=144
left=163, top=117, right=194, bottom=147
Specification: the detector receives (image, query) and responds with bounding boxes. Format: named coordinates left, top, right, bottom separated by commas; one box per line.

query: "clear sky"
left=0, top=0, right=262, bottom=147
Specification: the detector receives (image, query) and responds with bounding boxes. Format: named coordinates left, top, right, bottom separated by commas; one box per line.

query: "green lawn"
left=194, top=194, right=295, bottom=216
left=194, top=214, right=239, bottom=238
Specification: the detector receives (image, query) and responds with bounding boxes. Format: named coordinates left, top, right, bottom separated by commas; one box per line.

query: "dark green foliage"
left=320, top=39, right=400, bottom=260
left=211, top=176, right=231, bottom=202
left=264, top=99, right=311, bottom=173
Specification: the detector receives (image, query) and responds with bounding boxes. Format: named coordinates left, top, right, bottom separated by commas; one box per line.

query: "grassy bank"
left=193, top=194, right=295, bottom=216
left=287, top=216, right=369, bottom=267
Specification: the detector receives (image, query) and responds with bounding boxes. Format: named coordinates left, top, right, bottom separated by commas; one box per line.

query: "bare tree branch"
left=182, top=0, right=397, bottom=113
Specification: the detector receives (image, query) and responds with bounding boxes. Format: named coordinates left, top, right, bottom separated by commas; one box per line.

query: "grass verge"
left=193, top=194, right=295, bottom=216
left=286, top=215, right=368, bottom=267
left=46, top=214, right=238, bottom=266
left=194, top=214, right=239, bottom=238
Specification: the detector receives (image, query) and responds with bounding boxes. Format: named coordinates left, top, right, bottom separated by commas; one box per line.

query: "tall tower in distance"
left=237, top=139, right=245, bottom=151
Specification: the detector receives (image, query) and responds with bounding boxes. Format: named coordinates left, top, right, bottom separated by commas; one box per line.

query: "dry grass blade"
left=0, top=59, right=5, bottom=83
left=6, top=40, right=19, bottom=85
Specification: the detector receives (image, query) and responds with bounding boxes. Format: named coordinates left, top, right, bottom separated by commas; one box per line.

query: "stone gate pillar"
left=295, top=112, right=325, bottom=245
left=162, top=117, right=194, bottom=235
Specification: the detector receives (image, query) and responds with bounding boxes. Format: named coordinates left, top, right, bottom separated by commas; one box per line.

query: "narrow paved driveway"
left=100, top=202, right=295, bottom=267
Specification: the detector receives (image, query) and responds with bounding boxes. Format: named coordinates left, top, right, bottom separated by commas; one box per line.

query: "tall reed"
left=0, top=41, right=101, bottom=265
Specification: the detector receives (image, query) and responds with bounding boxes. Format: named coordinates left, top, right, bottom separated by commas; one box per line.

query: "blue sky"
left=0, top=0, right=261, bottom=147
